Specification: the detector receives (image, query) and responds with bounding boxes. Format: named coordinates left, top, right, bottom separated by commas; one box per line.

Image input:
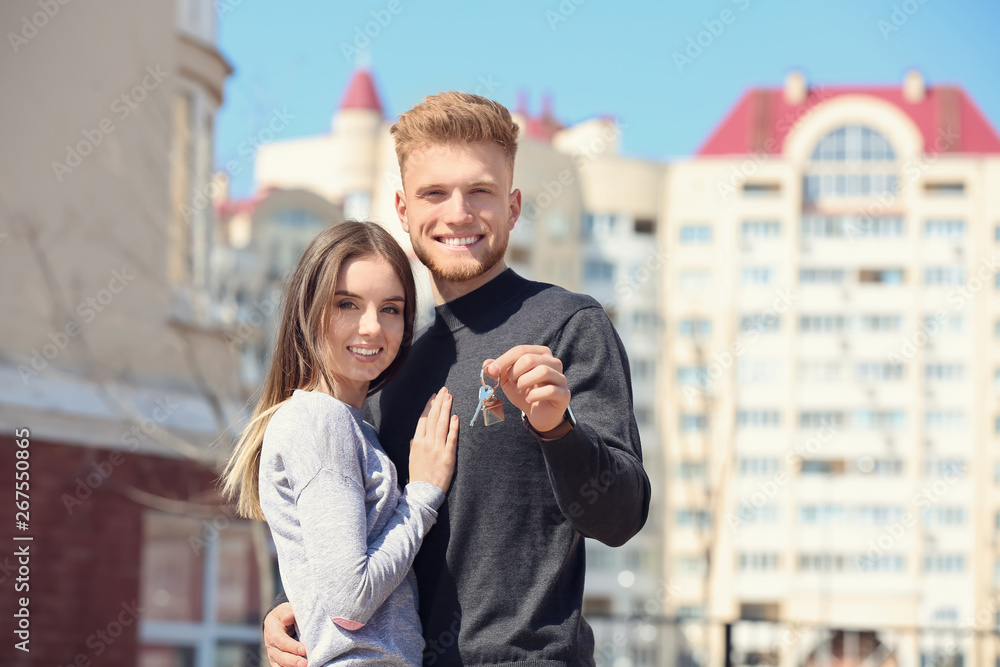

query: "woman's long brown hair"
left=220, top=221, right=417, bottom=519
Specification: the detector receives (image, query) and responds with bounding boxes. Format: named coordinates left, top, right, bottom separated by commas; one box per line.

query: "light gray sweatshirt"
left=259, top=389, right=445, bottom=666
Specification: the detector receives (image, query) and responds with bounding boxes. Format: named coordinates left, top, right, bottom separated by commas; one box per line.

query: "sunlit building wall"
left=660, top=71, right=1000, bottom=666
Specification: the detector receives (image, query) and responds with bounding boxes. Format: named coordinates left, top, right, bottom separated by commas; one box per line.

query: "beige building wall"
left=660, top=82, right=1000, bottom=666
left=0, top=0, right=240, bottom=456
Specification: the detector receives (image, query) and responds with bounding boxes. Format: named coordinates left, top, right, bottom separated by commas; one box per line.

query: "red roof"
left=339, top=69, right=383, bottom=114
left=697, top=84, right=1000, bottom=156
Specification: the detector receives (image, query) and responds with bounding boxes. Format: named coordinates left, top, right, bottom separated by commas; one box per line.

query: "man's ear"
left=508, top=188, right=522, bottom=230
left=395, top=189, right=409, bottom=233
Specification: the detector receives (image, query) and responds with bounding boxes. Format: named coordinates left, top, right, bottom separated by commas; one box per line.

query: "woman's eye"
left=382, top=305, right=400, bottom=315
left=338, top=300, right=357, bottom=309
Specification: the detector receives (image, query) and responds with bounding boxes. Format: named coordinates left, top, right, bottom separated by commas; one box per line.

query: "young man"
left=263, top=92, right=650, bottom=666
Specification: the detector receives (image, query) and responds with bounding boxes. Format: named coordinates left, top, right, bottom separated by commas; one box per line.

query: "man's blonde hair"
left=390, top=91, right=520, bottom=179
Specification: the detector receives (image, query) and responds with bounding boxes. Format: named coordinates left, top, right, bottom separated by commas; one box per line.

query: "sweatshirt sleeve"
left=279, top=398, right=445, bottom=630
left=535, top=306, right=651, bottom=547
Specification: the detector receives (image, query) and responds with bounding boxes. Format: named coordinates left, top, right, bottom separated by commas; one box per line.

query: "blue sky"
left=215, top=0, right=1000, bottom=198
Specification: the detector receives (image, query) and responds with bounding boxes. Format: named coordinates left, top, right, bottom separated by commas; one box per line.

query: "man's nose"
left=442, top=192, right=474, bottom=224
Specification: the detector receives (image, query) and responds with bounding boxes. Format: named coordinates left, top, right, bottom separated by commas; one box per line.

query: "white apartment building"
left=660, top=71, right=1000, bottom=666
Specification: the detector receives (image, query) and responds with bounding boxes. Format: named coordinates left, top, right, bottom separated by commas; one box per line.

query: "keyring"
left=481, top=367, right=500, bottom=390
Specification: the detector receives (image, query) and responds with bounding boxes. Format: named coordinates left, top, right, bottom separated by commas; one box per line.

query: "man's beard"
left=413, top=239, right=508, bottom=283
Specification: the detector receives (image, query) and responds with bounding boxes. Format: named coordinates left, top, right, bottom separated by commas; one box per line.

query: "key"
left=470, top=385, right=494, bottom=426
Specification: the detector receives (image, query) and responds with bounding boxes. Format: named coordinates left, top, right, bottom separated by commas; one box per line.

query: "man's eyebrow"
left=415, top=179, right=500, bottom=191
left=334, top=291, right=405, bottom=302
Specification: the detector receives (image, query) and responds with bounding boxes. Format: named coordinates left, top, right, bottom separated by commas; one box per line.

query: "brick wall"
left=0, top=434, right=223, bottom=666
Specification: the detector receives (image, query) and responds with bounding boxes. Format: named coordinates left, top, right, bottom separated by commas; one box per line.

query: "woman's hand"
left=408, top=388, right=459, bottom=493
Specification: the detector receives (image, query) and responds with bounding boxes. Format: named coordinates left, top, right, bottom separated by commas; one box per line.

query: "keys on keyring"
left=471, top=367, right=505, bottom=426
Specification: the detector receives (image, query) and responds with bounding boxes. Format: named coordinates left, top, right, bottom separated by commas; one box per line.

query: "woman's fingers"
left=413, top=392, right=436, bottom=440
left=445, top=414, right=459, bottom=459
left=433, top=391, right=452, bottom=446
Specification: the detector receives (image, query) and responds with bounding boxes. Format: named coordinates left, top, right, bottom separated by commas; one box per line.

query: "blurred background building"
left=0, top=1, right=267, bottom=666
left=659, top=71, right=1000, bottom=666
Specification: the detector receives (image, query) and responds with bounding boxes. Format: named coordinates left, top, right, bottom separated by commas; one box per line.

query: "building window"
left=925, top=267, right=966, bottom=286
left=679, top=414, right=708, bottom=432
left=676, top=605, right=706, bottom=619
left=925, top=363, right=965, bottom=381
left=677, top=366, right=709, bottom=389
left=925, top=410, right=966, bottom=430
left=857, top=362, right=904, bottom=382
left=631, top=310, right=659, bottom=332
left=854, top=409, right=905, bottom=430
left=676, top=509, right=712, bottom=528
left=742, top=220, right=781, bottom=238
left=584, top=259, right=615, bottom=282
left=923, top=554, right=966, bottom=574
left=740, top=313, right=781, bottom=333
left=138, top=512, right=262, bottom=665
left=925, top=220, right=965, bottom=238
left=863, top=459, right=904, bottom=476
left=800, top=504, right=846, bottom=524
left=800, top=315, right=846, bottom=333
left=736, top=410, right=781, bottom=428
left=679, top=224, right=712, bottom=243
left=856, top=505, right=906, bottom=525
left=925, top=458, right=966, bottom=478
left=634, top=218, right=655, bottom=234
left=859, top=269, right=904, bottom=284
left=853, top=216, right=905, bottom=238
left=740, top=267, right=774, bottom=285
left=799, top=553, right=846, bottom=572
left=924, top=182, right=965, bottom=196
left=674, top=555, right=708, bottom=576
left=738, top=457, right=781, bottom=476
left=678, top=318, right=712, bottom=339
left=805, top=126, right=898, bottom=202
left=800, top=459, right=845, bottom=475
left=734, top=504, right=779, bottom=524
left=738, top=553, right=781, bottom=572
left=800, top=268, right=845, bottom=284
left=677, top=461, right=707, bottom=480
left=924, top=506, right=966, bottom=526
left=743, top=182, right=781, bottom=196
left=857, top=314, right=903, bottom=332
left=799, top=411, right=845, bottom=429
left=632, top=358, right=654, bottom=380
left=811, top=125, right=896, bottom=161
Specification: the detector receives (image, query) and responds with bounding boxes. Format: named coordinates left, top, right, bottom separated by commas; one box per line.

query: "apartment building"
left=660, top=71, right=1000, bottom=666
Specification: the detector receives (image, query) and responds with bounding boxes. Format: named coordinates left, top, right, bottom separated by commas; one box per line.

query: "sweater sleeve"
left=535, top=306, right=651, bottom=547
left=278, top=398, right=445, bottom=630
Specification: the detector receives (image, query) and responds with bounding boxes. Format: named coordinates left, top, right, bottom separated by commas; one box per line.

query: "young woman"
left=221, top=221, right=458, bottom=666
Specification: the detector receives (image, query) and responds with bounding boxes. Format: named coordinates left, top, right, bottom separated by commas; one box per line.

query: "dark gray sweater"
left=276, top=269, right=650, bottom=666
left=376, top=269, right=649, bottom=666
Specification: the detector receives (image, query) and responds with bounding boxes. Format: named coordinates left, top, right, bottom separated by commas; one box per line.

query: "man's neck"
left=431, top=260, right=509, bottom=305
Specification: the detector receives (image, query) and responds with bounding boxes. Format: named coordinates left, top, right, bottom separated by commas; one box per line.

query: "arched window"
left=805, top=125, right=898, bottom=202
